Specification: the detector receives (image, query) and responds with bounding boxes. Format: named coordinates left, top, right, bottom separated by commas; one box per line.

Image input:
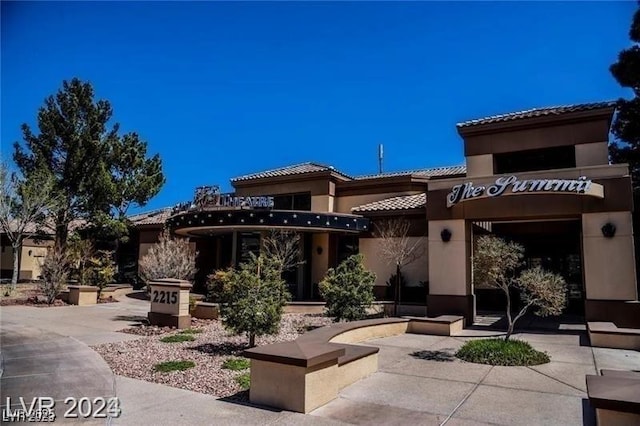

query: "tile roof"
left=231, top=162, right=351, bottom=182
left=456, top=101, right=616, bottom=128
left=352, top=193, right=426, bottom=213
left=355, top=165, right=466, bottom=180
left=128, top=208, right=172, bottom=226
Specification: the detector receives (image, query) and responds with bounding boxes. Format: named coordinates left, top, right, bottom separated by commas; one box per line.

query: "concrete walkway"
left=2, top=296, right=639, bottom=425
left=0, top=294, right=342, bottom=425
left=310, top=329, right=640, bottom=426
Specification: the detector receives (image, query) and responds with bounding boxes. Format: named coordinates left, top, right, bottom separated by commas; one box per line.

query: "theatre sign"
left=446, top=175, right=604, bottom=208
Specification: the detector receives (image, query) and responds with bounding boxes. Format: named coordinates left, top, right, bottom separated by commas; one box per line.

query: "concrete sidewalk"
left=0, top=294, right=343, bottom=425
left=310, top=330, right=640, bottom=426
left=2, top=296, right=640, bottom=425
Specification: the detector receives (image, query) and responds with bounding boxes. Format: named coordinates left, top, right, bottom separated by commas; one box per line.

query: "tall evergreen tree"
left=610, top=5, right=640, bottom=193
left=13, top=78, right=165, bottom=250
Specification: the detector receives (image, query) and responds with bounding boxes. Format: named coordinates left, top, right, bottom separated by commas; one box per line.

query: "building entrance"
left=474, top=219, right=584, bottom=316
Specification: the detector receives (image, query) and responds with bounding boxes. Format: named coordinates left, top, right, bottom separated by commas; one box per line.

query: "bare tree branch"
left=261, top=230, right=304, bottom=274
left=372, top=218, right=425, bottom=267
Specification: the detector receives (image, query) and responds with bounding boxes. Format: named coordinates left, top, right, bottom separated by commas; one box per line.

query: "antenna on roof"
left=378, top=143, right=384, bottom=174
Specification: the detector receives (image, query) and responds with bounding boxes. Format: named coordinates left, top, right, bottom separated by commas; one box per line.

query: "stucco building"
left=130, top=101, right=638, bottom=325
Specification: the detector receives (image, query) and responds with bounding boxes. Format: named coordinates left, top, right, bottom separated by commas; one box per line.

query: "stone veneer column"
left=427, top=219, right=475, bottom=324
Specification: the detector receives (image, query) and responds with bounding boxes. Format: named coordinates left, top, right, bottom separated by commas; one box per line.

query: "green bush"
left=456, top=338, right=550, bottom=366
left=319, top=254, right=376, bottom=322
left=222, top=357, right=250, bottom=371
left=179, top=328, right=203, bottom=334
left=153, top=360, right=195, bottom=373
left=236, top=372, right=250, bottom=390
left=160, top=334, right=196, bottom=343
left=219, top=254, right=290, bottom=347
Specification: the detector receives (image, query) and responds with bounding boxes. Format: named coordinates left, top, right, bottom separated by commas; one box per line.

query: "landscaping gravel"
left=92, top=314, right=333, bottom=399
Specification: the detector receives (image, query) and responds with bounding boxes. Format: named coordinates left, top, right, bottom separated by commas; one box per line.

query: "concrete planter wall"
left=192, top=301, right=219, bottom=320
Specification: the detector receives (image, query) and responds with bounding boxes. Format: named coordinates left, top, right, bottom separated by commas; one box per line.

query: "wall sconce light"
left=601, top=222, right=616, bottom=238
left=316, top=246, right=323, bottom=255
left=440, top=228, right=452, bottom=242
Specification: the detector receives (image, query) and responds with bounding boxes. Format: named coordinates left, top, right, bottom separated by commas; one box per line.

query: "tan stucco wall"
left=311, top=233, right=329, bottom=285
left=20, top=245, right=48, bottom=280
left=466, top=154, right=494, bottom=177
left=575, top=142, right=608, bottom=167
left=359, top=237, right=428, bottom=288
left=428, top=219, right=471, bottom=296
left=582, top=212, right=637, bottom=300
left=335, top=191, right=421, bottom=214
left=311, top=195, right=334, bottom=213
left=1, top=241, right=49, bottom=280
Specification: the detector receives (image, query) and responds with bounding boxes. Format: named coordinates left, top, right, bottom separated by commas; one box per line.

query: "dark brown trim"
left=427, top=294, right=475, bottom=326
left=427, top=176, right=634, bottom=221
left=147, top=312, right=191, bottom=329
left=585, top=299, right=640, bottom=328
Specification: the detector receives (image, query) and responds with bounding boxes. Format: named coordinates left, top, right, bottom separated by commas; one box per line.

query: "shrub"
left=139, top=230, right=197, bottom=291
left=222, top=357, right=250, bottom=371
left=473, top=236, right=567, bottom=340
left=88, top=250, right=116, bottom=299
left=160, top=334, right=196, bottom=343
left=456, top=338, right=550, bottom=366
left=38, top=248, right=71, bottom=305
left=236, top=372, right=250, bottom=390
left=219, top=254, right=290, bottom=347
left=153, top=360, right=195, bottom=373
left=179, top=328, right=203, bottom=334
left=319, top=254, right=376, bottom=322
left=205, top=269, right=230, bottom=302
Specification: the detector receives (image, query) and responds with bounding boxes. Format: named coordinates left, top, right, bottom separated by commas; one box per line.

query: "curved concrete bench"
left=244, top=315, right=463, bottom=413
left=586, top=370, right=640, bottom=425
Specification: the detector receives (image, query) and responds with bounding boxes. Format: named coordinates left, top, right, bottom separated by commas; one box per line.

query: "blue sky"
left=1, top=1, right=636, bottom=213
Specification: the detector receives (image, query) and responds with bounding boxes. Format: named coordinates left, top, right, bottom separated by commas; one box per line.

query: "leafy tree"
left=610, top=5, right=640, bottom=195
left=88, top=250, right=116, bottom=299
left=12, top=78, right=164, bottom=250
left=219, top=254, right=290, bottom=347
left=319, top=254, right=376, bottom=322
left=138, top=230, right=197, bottom=291
left=473, top=236, right=567, bottom=340
left=0, top=162, right=60, bottom=288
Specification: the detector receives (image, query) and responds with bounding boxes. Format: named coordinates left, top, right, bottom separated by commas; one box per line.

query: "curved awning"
left=167, top=209, right=370, bottom=237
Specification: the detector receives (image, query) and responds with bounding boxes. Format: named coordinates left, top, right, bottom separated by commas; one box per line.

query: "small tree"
left=38, top=248, right=70, bottom=305
left=473, top=236, right=567, bottom=340
left=88, top=250, right=116, bottom=299
left=219, top=254, right=290, bottom=347
left=138, top=230, right=197, bottom=291
left=373, top=218, right=425, bottom=315
left=67, top=236, right=96, bottom=286
left=261, top=230, right=304, bottom=274
left=0, top=163, right=60, bottom=289
left=319, top=254, right=376, bottom=322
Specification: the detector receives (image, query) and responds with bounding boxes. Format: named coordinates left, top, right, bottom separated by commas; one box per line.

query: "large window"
left=336, top=235, right=359, bottom=265
left=237, top=232, right=261, bottom=265
left=494, top=146, right=576, bottom=174
left=273, top=192, right=311, bottom=211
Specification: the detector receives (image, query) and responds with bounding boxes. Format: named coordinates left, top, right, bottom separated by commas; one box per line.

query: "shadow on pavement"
left=410, top=350, right=456, bottom=362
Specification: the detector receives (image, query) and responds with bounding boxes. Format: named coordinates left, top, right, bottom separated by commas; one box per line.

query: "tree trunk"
left=504, top=287, right=514, bottom=341
left=394, top=264, right=400, bottom=317
left=55, top=221, right=68, bottom=251
left=249, top=333, right=256, bottom=348
left=11, top=243, right=20, bottom=289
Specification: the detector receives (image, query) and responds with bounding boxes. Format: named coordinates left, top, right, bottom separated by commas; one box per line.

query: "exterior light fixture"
left=316, top=246, right=323, bottom=255
left=441, top=228, right=452, bottom=242
left=601, top=222, right=616, bottom=238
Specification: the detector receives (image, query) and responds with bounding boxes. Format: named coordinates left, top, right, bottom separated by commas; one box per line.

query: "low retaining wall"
left=192, top=302, right=219, bottom=319
left=68, top=285, right=98, bottom=305
left=588, top=322, right=640, bottom=350
left=244, top=315, right=464, bottom=413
